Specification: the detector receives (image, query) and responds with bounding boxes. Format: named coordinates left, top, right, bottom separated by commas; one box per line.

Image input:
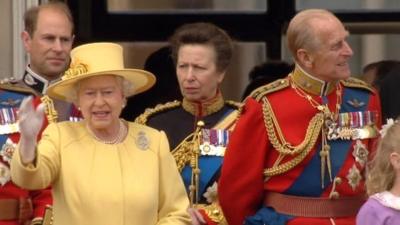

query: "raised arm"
left=17, top=96, right=45, bottom=164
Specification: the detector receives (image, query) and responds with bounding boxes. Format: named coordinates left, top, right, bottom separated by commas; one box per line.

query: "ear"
left=296, top=48, right=314, bottom=69
left=21, top=31, right=32, bottom=52
left=122, top=97, right=127, bottom=108
left=390, top=152, right=400, bottom=170
left=217, top=71, right=226, bottom=84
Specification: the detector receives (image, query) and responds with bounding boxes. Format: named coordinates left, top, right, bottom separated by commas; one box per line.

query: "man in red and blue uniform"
left=219, top=9, right=381, bottom=225
left=0, top=2, right=78, bottom=225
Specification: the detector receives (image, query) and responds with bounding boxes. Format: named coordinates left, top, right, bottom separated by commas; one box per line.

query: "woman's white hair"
left=67, top=75, right=134, bottom=105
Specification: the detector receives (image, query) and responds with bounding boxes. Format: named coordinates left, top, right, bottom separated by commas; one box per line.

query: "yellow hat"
left=46, top=42, right=156, bottom=101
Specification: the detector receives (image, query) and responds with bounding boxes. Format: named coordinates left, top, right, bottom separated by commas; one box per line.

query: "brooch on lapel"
left=135, top=131, right=150, bottom=150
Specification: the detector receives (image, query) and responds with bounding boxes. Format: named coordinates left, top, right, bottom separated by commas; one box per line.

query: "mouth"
left=337, top=62, right=349, bottom=67
left=92, top=111, right=111, bottom=119
left=48, top=58, right=65, bottom=65
left=184, top=87, right=198, bottom=93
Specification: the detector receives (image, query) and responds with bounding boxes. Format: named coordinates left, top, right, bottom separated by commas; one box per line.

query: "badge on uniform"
left=0, top=138, right=16, bottom=163
left=347, top=165, right=362, bottom=191
left=199, top=128, right=229, bottom=156
left=327, top=110, right=379, bottom=140
left=352, top=140, right=369, bottom=166
left=0, top=107, right=19, bottom=134
left=347, top=98, right=365, bottom=108
left=0, top=161, right=10, bottom=186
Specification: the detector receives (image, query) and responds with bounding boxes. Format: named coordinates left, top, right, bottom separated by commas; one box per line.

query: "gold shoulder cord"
left=172, top=122, right=228, bottom=224
left=172, top=133, right=196, bottom=172
left=40, top=95, right=58, bottom=123
left=134, top=100, right=181, bottom=124
left=171, top=121, right=204, bottom=207
left=262, top=96, right=324, bottom=177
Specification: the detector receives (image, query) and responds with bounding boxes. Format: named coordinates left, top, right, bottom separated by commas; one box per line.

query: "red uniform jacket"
left=219, top=73, right=381, bottom=225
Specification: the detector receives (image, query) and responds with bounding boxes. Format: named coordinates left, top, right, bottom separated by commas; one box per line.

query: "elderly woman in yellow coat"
left=10, top=42, right=191, bottom=225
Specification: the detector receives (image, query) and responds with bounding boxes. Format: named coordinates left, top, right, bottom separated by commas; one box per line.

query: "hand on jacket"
left=188, top=208, right=206, bottom=225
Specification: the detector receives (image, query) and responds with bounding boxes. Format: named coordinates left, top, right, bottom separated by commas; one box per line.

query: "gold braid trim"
left=225, top=100, right=242, bottom=109
left=134, top=100, right=181, bottom=124
left=340, top=77, right=374, bottom=93
left=171, top=133, right=196, bottom=172
left=30, top=218, right=43, bottom=225
left=220, top=100, right=242, bottom=129
left=197, top=203, right=227, bottom=225
left=262, top=97, right=324, bottom=177
left=41, top=205, right=53, bottom=225
left=0, top=81, right=36, bottom=95
left=249, top=78, right=290, bottom=101
left=40, top=95, right=58, bottom=123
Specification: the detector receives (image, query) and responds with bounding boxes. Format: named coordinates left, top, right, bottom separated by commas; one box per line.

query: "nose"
left=94, top=92, right=106, bottom=106
left=52, top=39, right=63, bottom=52
left=343, top=41, right=353, bottom=56
left=186, top=67, right=196, bottom=82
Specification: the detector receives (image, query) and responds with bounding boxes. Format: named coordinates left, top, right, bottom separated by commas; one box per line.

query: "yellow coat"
left=11, top=121, right=191, bottom=225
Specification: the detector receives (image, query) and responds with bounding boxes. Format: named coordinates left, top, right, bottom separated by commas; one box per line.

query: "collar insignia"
left=23, top=67, right=50, bottom=94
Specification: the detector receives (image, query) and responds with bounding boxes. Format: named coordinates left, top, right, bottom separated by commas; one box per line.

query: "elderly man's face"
left=307, top=17, right=353, bottom=82
left=77, top=75, right=125, bottom=132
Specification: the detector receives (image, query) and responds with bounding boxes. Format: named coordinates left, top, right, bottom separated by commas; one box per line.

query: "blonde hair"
left=366, top=118, right=400, bottom=195
left=286, top=9, right=337, bottom=60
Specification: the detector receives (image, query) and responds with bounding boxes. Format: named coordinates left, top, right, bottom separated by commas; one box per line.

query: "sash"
left=181, top=108, right=239, bottom=196
left=285, top=87, right=371, bottom=196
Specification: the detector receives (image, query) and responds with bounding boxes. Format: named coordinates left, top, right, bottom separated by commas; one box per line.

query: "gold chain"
left=290, top=77, right=343, bottom=187
left=290, top=78, right=342, bottom=120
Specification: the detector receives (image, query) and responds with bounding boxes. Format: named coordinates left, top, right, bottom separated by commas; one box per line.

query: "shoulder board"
left=134, top=100, right=181, bottom=124
left=225, top=100, right=243, bottom=109
left=340, top=77, right=374, bottom=93
left=0, top=79, right=35, bottom=95
left=249, top=78, right=290, bottom=101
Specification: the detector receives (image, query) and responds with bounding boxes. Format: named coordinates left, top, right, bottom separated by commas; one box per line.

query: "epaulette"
left=225, top=100, right=242, bottom=109
left=0, top=78, right=36, bottom=95
left=134, top=100, right=181, bottom=124
left=340, top=77, right=375, bottom=93
left=249, top=78, right=290, bottom=102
